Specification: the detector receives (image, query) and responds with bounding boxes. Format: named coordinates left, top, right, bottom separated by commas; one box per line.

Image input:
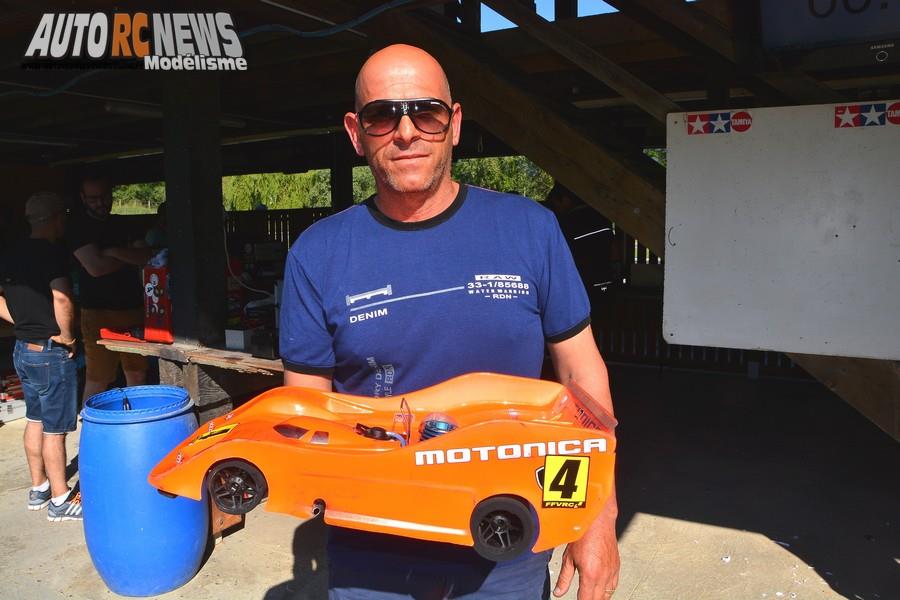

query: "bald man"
left=280, top=44, right=620, bottom=600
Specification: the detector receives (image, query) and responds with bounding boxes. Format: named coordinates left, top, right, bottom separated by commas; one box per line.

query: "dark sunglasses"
left=357, top=98, right=453, bottom=137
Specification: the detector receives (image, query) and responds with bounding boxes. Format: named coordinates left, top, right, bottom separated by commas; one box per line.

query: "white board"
left=664, top=101, right=900, bottom=360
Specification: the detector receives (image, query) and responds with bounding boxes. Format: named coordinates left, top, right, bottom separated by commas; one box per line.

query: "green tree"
left=452, top=156, right=553, bottom=200
left=112, top=182, right=166, bottom=214
left=222, top=170, right=331, bottom=211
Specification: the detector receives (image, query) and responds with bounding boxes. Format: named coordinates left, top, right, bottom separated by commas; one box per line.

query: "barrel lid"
left=82, top=385, right=194, bottom=424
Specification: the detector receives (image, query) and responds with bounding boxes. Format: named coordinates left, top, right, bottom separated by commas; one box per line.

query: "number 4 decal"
left=541, top=455, right=590, bottom=508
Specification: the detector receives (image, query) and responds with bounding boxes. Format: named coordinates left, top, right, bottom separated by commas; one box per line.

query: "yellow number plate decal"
left=542, top=455, right=589, bottom=508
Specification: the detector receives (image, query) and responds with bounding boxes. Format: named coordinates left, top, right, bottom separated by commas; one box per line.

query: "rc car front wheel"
left=470, top=496, right=534, bottom=562
left=206, top=460, right=268, bottom=515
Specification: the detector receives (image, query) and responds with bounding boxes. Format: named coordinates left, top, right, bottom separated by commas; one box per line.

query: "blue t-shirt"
left=279, top=184, right=590, bottom=598
left=280, top=184, right=590, bottom=393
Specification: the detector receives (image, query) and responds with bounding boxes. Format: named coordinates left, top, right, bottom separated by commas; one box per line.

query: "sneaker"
left=28, top=487, right=51, bottom=511
left=47, top=492, right=83, bottom=522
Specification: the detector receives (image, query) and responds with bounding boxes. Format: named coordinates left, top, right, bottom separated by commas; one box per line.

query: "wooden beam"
left=391, top=11, right=666, bottom=255
left=483, top=0, right=680, bottom=123
left=788, top=353, right=900, bottom=442
left=604, top=0, right=843, bottom=104
left=605, top=0, right=738, bottom=62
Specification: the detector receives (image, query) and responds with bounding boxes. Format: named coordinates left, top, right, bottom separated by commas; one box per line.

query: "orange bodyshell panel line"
left=148, top=372, right=616, bottom=558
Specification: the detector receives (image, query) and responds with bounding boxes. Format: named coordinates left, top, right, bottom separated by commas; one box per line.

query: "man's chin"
left=384, top=175, right=438, bottom=195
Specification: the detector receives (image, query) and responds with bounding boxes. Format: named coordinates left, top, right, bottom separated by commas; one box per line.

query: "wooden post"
left=554, top=0, right=577, bottom=20
left=330, top=133, right=354, bottom=211
left=460, top=0, right=481, bottom=33
left=162, top=72, right=226, bottom=346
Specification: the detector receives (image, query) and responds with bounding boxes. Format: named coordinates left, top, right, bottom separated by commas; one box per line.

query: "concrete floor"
left=0, top=365, right=897, bottom=599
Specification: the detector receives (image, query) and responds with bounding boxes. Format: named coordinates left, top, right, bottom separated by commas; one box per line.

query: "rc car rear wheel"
left=470, top=496, right=534, bottom=562
left=207, top=460, right=268, bottom=515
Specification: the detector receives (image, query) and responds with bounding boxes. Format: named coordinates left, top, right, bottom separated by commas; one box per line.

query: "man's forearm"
left=104, top=246, right=154, bottom=266
left=51, top=289, right=75, bottom=342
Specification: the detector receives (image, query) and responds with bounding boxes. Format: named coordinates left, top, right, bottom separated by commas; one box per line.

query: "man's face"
left=344, top=62, right=462, bottom=196
left=81, top=179, right=112, bottom=219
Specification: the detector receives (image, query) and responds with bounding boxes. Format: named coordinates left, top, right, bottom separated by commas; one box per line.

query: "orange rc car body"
left=149, top=372, right=617, bottom=561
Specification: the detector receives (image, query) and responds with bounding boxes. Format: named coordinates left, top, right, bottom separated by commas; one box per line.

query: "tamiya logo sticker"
left=540, top=456, right=589, bottom=508
left=834, top=103, right=896, bottom=128
left=687, top=111, right=752, bottom=135
left=887, top=102, right=900, bottom=125
left=23, top=13, right=246, bottom=71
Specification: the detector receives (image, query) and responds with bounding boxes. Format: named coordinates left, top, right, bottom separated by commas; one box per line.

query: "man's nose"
left=393, top=114, right=419, bottom=144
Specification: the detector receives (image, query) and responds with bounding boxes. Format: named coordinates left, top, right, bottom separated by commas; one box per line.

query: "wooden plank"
left=788, top=354, right=900, bottom=442
left=483, top=0, right=680, bottom=123
left=211, top=503, right=244, bottom=538
left=97, top=339, right=284, bottom=374
left=392, top=12, right=666, bottom=255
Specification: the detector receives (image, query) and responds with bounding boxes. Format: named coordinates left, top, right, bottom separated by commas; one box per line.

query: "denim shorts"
left=13, top=340, right=78, bottom=434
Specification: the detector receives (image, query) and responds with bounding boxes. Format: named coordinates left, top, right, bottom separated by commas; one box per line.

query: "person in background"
left=0, top=192, right=82, bottom=521
left=280, top=45, right=619, bottom=599
left=66, top=174, right=152, bottom=400
left=144, top=200, right=168, bottom=249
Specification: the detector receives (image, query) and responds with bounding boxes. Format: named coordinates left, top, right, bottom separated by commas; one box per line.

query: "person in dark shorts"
left=0, top=192, right=82, bottom=521
left=66, top=174, right=152, bottom=401
left=280, top=45, right=620, bottom=600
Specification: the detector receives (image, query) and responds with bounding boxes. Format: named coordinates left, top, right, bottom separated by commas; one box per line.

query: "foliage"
left=111, top=182, right=165, bottom=215
left=352, top=166, right=376, bottom=203
left=644, top=148, right=667, bottom=167
left=111, top=156, right=557, bottom=214
left=222, top=170, right=331, bottom=211
left=452, top=156, right=553, bottom=200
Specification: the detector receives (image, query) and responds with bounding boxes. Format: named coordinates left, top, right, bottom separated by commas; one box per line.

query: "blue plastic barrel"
left=80, top=385, right=208, bottom=596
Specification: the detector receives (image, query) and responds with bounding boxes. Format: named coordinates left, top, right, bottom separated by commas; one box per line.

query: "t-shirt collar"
left=364, top=184, right=468, bottom=231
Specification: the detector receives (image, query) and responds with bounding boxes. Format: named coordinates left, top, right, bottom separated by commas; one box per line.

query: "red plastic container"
left=143, top=266, right=174, bottom=344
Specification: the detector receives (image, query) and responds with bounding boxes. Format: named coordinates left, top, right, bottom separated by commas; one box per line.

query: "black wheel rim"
left=211, top=466, right=260, bottom=513
left=477, top=510, right=524, bottom=551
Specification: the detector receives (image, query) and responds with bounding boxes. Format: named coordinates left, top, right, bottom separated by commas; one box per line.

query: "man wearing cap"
left=0, top=192, right=82, bottom=521
left=66, top=174, right=151, bottom=400
left=280, top=45, right=619, bottom=599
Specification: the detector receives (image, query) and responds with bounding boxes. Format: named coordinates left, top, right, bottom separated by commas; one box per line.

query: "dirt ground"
left=1, top=364, right=897, bottom=599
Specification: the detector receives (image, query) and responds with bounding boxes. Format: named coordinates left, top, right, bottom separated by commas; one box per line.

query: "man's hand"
left=553, top=498, right=620, bottom=599
left=50, top=335, right=77, bottom=358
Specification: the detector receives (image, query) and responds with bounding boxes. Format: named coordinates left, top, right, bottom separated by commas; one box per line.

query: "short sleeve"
left=49, top=244, right=69, bottom=281
left=278, top=243, right=335, bottom=374
left=538, top=214, right=591, bottom=342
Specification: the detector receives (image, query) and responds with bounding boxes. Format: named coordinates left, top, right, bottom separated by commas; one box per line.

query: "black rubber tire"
left=470, top=496, right=535, bottom=562
left=206, top=460, right=268, bottom=515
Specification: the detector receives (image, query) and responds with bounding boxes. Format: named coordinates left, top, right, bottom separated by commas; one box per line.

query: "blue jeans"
left=13, top=340, right=77, bottom=434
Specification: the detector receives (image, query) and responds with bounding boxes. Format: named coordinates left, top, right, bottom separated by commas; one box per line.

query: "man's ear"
left=451, top=102, right=462, bottom=147
left=343, top=112, right=365, bottom=157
